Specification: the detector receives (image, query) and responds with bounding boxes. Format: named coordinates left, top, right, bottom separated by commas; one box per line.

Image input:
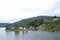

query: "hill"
left=0, top=23, right=11, bottom=27
left=13, top=16, right=53, bottom=27
left=6, top=16, right=60, bottom=31
left=6, top=16, right=60, bottom=27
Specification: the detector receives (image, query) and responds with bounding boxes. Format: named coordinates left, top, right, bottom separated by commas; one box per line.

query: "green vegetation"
left=6, top=16, right=60, bottom=31
left=6, top=23, right=26, bottom=31
left=27, top=19, right=43, bottom=28
left=42, top=19, right=60, bottom=31
left=6, top=24, right=12, bottom=30
left=14, top=23, right=20, bottom=30
left=6, top=23, right=20, bottom=31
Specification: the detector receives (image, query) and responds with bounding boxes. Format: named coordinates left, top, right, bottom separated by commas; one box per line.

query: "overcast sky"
left=0, top=0, right=60, bottom=23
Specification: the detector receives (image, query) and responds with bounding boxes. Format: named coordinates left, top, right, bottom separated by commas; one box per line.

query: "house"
left=19, top=27, right=23, bottom=29
left=52, top=18, right=58, bottom=20
left=19, top=27, right=26, bottom=30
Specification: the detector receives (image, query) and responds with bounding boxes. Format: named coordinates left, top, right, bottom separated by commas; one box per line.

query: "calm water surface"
left=0, top=28, right=60, bottom=40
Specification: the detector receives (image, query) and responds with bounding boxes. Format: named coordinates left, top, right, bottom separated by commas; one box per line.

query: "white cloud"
left=0, top=0, right=55, bottom=23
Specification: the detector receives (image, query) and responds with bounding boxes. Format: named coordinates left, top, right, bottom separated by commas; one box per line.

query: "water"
left=0, top=28, right=60, bottom=40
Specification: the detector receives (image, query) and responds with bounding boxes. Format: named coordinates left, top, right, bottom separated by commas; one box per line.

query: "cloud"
left=0, top=0, right=56, bottom=23
left=20, top=8, right=39, bottom=12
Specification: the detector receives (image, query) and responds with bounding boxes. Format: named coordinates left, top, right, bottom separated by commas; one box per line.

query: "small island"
left=6, top=16, right=60, bottom=31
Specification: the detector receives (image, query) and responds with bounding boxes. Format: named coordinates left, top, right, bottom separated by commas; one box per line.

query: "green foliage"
left=14, top=23, right=20, bottom=29
left=6, top=24, right=12, bottom=30
left=6, top=23, right=20, bottom=30
left=6, top=16, right=60, bottom=31
left=53, top=16, right=57, bottom=18
left=14, top=16, right=52, bottom=27
left=42, top=19, right=60, bottom=31
left=27, top=19, right=43, bottom=28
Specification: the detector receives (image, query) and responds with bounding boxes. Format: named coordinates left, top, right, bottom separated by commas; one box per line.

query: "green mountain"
left=12, top=16, right=53, bottom=27
left=6, top=16, right=60, bottom=27
left=6, top=16, right=60, bottom=31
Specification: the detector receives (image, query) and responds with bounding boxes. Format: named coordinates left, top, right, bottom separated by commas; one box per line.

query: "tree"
left=53, top=15, right=57, bottom=18
left=14, top=23, right=20, bottom=30
left=6, top=24, right=12, bottom=30
left=27, top=19, right=43, bottom=28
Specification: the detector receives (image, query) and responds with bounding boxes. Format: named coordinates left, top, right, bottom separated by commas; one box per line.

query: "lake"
left=0, top=28, right=60, bottom=40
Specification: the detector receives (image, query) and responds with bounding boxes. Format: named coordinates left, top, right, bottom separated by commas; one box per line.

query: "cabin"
left=52, top=18, right=58, bottom=20
left=52, top=18, right=58, bottom=21
left=19, top=27, right=26, bottom=30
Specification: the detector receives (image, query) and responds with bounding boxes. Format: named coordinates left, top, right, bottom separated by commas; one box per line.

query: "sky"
left=0, top=0, right=60, bottom=23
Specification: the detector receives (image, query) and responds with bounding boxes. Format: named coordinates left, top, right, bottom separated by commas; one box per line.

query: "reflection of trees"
left=22, top=31, right=28, bottom=36
left=15, top=31, right=20, bottom=36
left=26, top=31, right=28, bottom=34
left=22, top=31, right=24, bottom=36
left=14, top=31, right=20, bottom=40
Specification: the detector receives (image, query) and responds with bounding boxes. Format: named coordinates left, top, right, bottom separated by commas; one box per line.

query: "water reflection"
left=1, top=28, right=60, bottom=40
left=14, top=31, right=20, bottom=40
left=15, top=31, right=20, bottom=36
left=14, top=31, right=28, bottom=40
left=24, top=31, right=28, bottom=35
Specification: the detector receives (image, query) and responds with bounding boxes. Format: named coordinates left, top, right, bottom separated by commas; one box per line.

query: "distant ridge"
left=0, top=23, right=11, bottom=27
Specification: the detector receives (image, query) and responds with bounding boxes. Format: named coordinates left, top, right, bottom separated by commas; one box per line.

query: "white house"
left=19, top=27, right=26, bottom=30
left=19, top=27, right=23, bottom=29
left=52, top=18, right=58, bottom=20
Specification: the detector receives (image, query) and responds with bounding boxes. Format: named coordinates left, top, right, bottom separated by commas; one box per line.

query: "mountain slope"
left=13, top=16, right=53, bottom=27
